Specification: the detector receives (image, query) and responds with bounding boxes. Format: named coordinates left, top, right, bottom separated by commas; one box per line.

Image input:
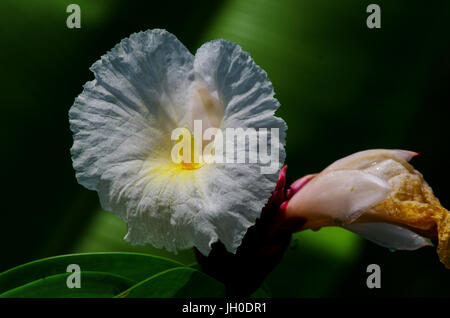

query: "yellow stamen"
left=173, top=128, right=205, bottom=171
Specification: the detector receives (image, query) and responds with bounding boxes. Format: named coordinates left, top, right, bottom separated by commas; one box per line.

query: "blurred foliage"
left=1, top=0, right=450, bottom=297
left=266, top=228, right=362, bottom=297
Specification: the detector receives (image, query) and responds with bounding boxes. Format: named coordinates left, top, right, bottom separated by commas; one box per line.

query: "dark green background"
left=1, top=0, right=449, bottom=297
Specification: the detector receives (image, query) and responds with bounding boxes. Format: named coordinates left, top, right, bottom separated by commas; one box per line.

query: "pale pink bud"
left=285, top=149, right=450, bottom=268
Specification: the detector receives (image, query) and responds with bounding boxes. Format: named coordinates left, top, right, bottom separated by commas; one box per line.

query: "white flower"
left=285, top=149, right=450, bottom=268
left=69, top=29, right=286, bottom=256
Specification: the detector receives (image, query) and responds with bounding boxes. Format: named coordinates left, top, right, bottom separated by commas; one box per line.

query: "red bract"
left=195, top=165, right=307, bottom=296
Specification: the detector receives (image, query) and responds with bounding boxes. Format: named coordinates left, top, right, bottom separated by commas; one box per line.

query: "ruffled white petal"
left=344, top=223, right=433, bottom=250
left=70, top=30, right=286, bottom=256
left=192, top=39, right=286, bottom=252
left=90, top=29, right=195, bottom=124
left=194, top=39, right=287, bottom=135
left=70, top=29, right=195, bottom=192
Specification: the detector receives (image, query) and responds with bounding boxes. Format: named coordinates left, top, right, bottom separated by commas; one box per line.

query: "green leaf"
left=0, top=252, right=182, bottom=294
left=187, top=263, right=202, bottom=271
left=250, top=282, right=272, bottom=298
left=116, top=267, right=225, bottom=298
left=0, top=271, right=135, bottom=298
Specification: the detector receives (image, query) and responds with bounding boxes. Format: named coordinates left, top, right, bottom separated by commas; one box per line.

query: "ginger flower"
left=284, top=149, right=450, bottom=268
left=69, top=29, right=286, bottom=256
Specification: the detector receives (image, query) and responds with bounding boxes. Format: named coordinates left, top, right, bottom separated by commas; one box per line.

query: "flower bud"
left=285, top=149, right=450, bottom=268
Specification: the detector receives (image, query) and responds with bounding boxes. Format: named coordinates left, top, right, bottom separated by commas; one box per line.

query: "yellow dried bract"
left=436, top=210, right=450, bottom=269
left=358, top=164, right=450, bottom=268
